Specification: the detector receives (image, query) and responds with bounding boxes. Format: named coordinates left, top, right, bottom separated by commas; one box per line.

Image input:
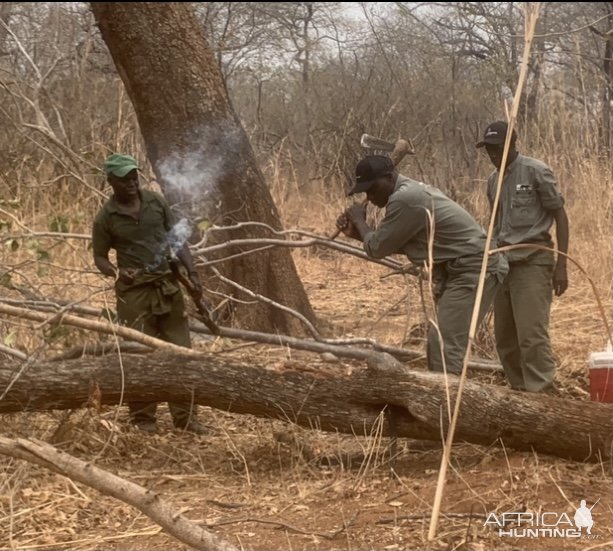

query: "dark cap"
left=348, top=155, right=394, bottom=195
left=476, top=121, right=517, bottom=148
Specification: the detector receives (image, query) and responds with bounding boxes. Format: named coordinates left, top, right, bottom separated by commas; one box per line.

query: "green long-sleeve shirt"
left=363, top=175, right=493, bottom=272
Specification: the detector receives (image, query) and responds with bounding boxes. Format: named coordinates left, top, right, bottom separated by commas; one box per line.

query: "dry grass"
left=0, top=144, right=611, bottom=549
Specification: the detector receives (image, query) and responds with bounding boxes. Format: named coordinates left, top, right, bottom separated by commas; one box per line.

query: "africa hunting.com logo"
left=484, top=499, right=600, bottom=539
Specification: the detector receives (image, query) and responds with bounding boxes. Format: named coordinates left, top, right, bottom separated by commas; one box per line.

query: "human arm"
left=92, top=217, right=136, bottom=284
left=361, top=199, right=425, bottom=259
left=552, top=207, right=569, bottom=296
left=535, top=165, right=568, bottom=296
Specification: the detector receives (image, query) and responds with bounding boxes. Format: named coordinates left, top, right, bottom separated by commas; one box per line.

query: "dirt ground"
left=1, top=244, right=611, bottom=551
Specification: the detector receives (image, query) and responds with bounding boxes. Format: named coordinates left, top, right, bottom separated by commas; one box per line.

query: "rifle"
left=169, top=258, right=220, bottom=335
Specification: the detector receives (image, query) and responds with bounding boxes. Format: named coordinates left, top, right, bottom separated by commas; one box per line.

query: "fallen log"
left=0, top=352, right=610, bottom=461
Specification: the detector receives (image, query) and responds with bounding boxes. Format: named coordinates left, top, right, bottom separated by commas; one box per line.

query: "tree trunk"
left=90, top=3, right=317, bottom=334
left=1, top=352, right=610, bottom=462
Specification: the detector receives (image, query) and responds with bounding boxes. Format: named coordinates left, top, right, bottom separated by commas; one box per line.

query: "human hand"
left=188, top=271, right=203, bottom=297
left=345, top=203, right=368, bottom=226
left=336, top=212, right=361, bottom=239
left=118, top=268, right=139, bottom=285
left=552, top=262, right=568, bottom=297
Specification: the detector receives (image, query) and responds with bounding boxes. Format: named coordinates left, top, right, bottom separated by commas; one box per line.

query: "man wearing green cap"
left=92, top=153, right=207, bottom=434
left=477, top=121, right=569, bottom=393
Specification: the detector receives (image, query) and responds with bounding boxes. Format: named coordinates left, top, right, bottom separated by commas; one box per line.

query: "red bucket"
left=588, top=351, right=613, bottom=403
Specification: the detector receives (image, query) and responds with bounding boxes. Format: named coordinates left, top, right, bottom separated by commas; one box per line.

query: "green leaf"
left=0, top=219, right=12, bottom=232
left=37, top=266, right=49, bottom=277
left=10, top=239, right=19, bottom=252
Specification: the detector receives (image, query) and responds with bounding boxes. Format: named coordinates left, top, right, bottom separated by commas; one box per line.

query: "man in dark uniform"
left=477, top=121, right=569, bottom=392
left=337, top=155, right=508, bottom=374
left=92, top=153, right=207, bottom=434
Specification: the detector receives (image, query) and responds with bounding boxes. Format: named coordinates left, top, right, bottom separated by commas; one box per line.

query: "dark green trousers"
left=427, top=270, right=500, bottom=374
left=116, top=276, right=197, bottom=427
left=494, top=254, right=556, bottom=392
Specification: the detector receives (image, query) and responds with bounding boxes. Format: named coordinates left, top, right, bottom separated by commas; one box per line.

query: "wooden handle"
left=390, top=138, right=415, bottom=167
left=330, top=198, right=369, bottom=241
left=329, top=137, right=413, bottom=239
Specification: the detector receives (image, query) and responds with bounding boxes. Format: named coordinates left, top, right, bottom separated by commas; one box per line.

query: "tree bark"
left=90, top=2, right=317, bottom=334
left=1, top=352, right=610, bottom=462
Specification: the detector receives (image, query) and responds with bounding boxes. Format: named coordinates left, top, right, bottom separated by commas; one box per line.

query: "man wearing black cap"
left=336, top=155, right=508, bottom=375
left=477, top=121, right=569, bottom=393
left=92, top=153, right=208, bottom=435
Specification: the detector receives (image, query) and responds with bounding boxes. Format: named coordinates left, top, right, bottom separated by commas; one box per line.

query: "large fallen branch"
left=0, top=303, right=198, bottom=356
left=0, top=298, right=502, bottom=371
left=0, top=436, right=237, bottom=551
left=0, top=352, right=609, bottom=461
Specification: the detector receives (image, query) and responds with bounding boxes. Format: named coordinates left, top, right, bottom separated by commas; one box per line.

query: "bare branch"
left=0, top=343, right=26, bottom=361
left=0, top=437, right=238, bottom=551
left=0, top=303, right=200, bottom=357
left=0, top=297, right=501, bottom=371
left=210, top=266, right=321, bottom=339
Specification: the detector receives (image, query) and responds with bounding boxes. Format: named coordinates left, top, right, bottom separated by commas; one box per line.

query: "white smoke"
left=167, top=218, right=192, bottom=257
left=147, top=123, right=242, bottom=271
left=158, top=149, right=223, bottom=205
left=157, top=122, right=242, bottom=208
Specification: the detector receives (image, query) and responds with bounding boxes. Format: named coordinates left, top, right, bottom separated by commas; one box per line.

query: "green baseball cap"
left=103, top=153, right=139, bottom=177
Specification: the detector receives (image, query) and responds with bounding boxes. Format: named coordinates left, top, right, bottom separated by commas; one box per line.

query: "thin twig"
left=491, top=244, right=612, bottom=345
left=0, top=437, right=237, bottom=551
left=194, top=235, right=405, bottom=271
left=0, top=303, right=200, bottom=357
left=205, top=511, right=358, bottom=540
left=210, top=266, right=321, bottom=339
left=0, top=231, right=91, bottom=244
left=377, top=512, right=486, bottom=524
left=0, top=343, right=27, bottom=361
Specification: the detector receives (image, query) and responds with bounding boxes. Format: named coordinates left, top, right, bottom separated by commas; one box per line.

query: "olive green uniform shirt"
left=92, top=189, right=173, bottom=273
left=487, top=154, right=564, bottom=263
left=363, top=175, right=506, bottom=374
left=92, top=189, right=187, bottom=329
left=363, top=175, right=497, bottom=272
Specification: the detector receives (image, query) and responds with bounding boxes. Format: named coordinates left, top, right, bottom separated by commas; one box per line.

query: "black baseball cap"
left=348, top=155, right=394, bottom=195
left=476, top=121, right=517, bottom=148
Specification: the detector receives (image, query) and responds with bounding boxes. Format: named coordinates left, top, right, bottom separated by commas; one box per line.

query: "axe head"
left=360, top=133, right=395, bottom=152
